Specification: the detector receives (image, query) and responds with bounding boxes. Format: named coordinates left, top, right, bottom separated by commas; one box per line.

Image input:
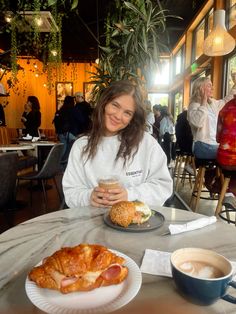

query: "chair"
left=174, top=150, right=195, bottom=191
left=17, top=143, right=64, bottom=211
left=215, top=166, right=236, bottom=224
left=189, top=158, right=218, bottom=212
left=0, top=152, right=18, bottom=226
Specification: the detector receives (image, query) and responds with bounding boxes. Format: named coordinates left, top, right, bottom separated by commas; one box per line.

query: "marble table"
left=1, top=206, right=236, bottom=314
left=0, top=143, right=34, bottom=152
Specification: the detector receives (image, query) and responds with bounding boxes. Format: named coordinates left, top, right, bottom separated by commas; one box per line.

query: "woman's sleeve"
left=126, top=142, right=173, bottom=206
left=62, top=141, right=93, bottom=208
left=215, top=87, right=236, bottom=109
left=159, top=117, right=166, bottom=137
left=187, top=102, right=208, bottom=128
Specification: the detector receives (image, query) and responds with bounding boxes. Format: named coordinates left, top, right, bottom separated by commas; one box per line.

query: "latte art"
left=178, top=261, right=224, bottom=279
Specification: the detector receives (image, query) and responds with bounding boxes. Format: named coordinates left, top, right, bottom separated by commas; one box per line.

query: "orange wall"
left=1, top=59, right=96, bottom=129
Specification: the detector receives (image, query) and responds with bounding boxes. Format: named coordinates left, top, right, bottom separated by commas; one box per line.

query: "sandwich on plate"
left=109, top=201, right=152, bottom=227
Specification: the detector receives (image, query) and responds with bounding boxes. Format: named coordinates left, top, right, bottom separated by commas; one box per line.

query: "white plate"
left=25, top=250, right=142, bottom=314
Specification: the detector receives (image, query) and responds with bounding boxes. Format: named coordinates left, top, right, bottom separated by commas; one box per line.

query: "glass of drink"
left=98, top=176, right=120, bottom=190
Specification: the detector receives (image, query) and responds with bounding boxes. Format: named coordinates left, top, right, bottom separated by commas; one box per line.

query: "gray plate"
left=103, top=210, right=165, bottom=232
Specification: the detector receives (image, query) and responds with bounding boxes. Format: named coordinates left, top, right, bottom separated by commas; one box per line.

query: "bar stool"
left=215, top=166, right=236, bottom=223
left=174, top=150, right=195, bottom=191
left=190, top=158, right=218, bottom=212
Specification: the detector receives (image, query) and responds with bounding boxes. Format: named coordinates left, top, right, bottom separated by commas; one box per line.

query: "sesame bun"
left=109, top=201, right=151, bottom=227
left=109, top=201, right=136, bottom=227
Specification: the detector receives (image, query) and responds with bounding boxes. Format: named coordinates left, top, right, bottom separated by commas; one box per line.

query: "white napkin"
left=140, top=249, right=236, bottom=280
left=168, top=216, right=217, bottom=235
left=140, top=249, right=172, bottom=277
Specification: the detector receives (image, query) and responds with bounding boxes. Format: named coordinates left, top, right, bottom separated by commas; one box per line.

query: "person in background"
left=216, top=95, right=236, bottom=208
left=159, top=106, right=175, bottom=167
left=145, top=100, right=155, bottom=134
left=23, top=96, right=41, bottom=138
left=0, top=103, right=6, bottom=126
left=53, top=95, right=76, bottom=159
left=187, top=76, right=236, bottom=160
left=71, top=91, right=93, bottom=136
left=175, top=107, right=193, bottom=154
left=63, top=80, right=172, bottom=208
left=152, top=104, right=162, bottom=143
left=21, top=101, right=31, bottom=135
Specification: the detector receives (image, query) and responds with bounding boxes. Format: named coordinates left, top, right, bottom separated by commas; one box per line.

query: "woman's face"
left=202, top=80, right=213, bottom=98
left=104, top=94, right=135, bottom=136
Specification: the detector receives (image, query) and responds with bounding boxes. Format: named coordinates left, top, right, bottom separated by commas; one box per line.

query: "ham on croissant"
left=28, top=243, right=128, bottom=293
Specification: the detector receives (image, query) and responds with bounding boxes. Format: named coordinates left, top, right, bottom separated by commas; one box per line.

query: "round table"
left=0, top=143, right=34, bottom=151
left=0, top=206, right=236, bottom=313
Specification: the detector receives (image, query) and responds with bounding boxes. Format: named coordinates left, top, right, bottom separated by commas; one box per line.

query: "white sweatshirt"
left=62, top=132, right=173, bottom=208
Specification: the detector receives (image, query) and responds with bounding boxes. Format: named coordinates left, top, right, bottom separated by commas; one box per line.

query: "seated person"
left=188, top=76, right=236, bottom=160
left=216, top=95, right=236, bottom=208
left=175, top=108, right=193, bottom=154
left=62, top=80, right=173, bottom=208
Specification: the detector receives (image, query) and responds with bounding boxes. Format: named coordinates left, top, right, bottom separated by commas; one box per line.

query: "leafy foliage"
left=89, top=0, right=176, bottom=101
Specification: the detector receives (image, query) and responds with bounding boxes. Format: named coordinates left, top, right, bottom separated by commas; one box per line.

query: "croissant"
left=28, top=243, right=128, bottom=293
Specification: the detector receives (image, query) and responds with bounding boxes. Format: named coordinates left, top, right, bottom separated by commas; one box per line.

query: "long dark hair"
left=83, top=80, right=146, bottom=163
left=28, top=96, right=40, bottom=111
left=61, top=96, right=74, bottom=110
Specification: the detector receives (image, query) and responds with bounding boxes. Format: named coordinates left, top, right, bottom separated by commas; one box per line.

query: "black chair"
left=0, top=152, right=18, bottom=226
left=17, top=143, right=64, bottom=211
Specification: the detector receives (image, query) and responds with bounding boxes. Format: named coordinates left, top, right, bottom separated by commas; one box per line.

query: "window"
left=225, top=54, right=236, bottom=94
left=192, top=9, right=213, bottom=61
left=153, top=58, right=170, bottom=86
left=193, top=20, right=205, bottom=60
left=228, top=0, right=236, bottom=28
left=148, top=93, right=169, bottom=107
left=173, top=46, right=185, bottom=76
left=173, top=91, right=183, bottom=121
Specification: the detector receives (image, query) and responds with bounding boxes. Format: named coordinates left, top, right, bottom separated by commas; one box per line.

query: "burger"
left=109, top=201, right=152, bottom=227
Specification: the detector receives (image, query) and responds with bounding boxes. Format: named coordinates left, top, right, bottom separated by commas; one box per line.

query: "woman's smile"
left=104, top=94, right=135, bottom=136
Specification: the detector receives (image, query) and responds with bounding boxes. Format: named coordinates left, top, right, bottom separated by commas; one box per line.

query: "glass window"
left=229, top=1, right=236, bottom=28
left=174, top=91, right=183, bottom=121
left=226, top=54, right=236, bottom=93
left=153, top=58, right=170, bottom=85
left=192, top=9, right=213, bottom=62
left=207, top=9, right=214, bottom=33
left=174, top=48, right=183, bottom=76
left=194, top=21, right=205, bottom=60
left=148, top=93, right=169, bottom=107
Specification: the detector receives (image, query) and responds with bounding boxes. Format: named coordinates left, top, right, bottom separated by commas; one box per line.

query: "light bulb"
left=203, top=10, right=235, bottom=57
left=35, top=17, right=43, bottom=26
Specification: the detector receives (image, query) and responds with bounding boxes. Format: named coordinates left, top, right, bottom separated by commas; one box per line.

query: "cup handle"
left=221, top=281, right=236, bottom=304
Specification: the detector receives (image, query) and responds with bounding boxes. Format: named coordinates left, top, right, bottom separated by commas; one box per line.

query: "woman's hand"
left=200, top=87, right=208, bottom=105
left=90, top=186, right=128, bottom=207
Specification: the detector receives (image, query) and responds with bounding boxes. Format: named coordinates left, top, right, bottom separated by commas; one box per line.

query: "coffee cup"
left=171, top=248, right=236, bottom=305
left=98, top=176, right=120, bottom=190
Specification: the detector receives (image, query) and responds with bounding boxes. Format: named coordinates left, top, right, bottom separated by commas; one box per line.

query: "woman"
left=187, top=77, right=236, bottom=159
left=63, top=80, right=172, bottom=208
left=159, top=106, right=175, bottom=166
left=53, top=95, right=76, bottom=159
left=144, top=100, right=155, bottom=134
left=217, top=96, right=236, bottom=200
left=23, top=96, right=41, bottom=138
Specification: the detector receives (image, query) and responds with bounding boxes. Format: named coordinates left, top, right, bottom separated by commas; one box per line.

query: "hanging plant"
left=89, top=0, right=181, bottom=102
left=10, top=19, right=18, bottom=81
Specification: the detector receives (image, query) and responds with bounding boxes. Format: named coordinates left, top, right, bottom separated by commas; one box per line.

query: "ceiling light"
left=203, top=10, right=235, bottom=57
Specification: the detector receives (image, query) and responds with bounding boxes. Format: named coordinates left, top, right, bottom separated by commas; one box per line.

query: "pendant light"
left=203, top=10, right=235, bottom=57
